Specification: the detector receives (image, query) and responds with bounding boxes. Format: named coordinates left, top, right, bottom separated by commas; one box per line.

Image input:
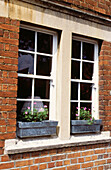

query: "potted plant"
left=17, top=105, right=58, bottom=138
left=71, top=107, right=102, bottom=134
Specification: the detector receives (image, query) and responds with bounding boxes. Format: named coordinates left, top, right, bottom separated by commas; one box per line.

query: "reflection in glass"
left=71, top=103, right=78, bottom=120
left=80, top=103, right=91, bottom=112
left=71, top=61, right=80, bottom=79
left=72, top=40, right=81, bottom=59
left=18, top=52, right=34, bottom=74
left=80, top=83, right=92, bottom=100
left=36, top=55, right=52, bottom=76
left=33, top=101, right=49, bottom=119
left=17, top=77, right=32, bottom=99
left=83, top=42, right=94, bottom=61
left=19, top=28, right=35, bottom=51
left=17, top=101, right=32, bottom=120
left=34, top=79, right=50, bottom=99
left=71, top=82, right=78, bottom=100
left=82, top=62, right=93, bottom=80
left=37, top=32, right=53, bottom=54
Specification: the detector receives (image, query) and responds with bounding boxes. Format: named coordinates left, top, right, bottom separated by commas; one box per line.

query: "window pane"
left=19, top=28, right=35, bottom=51
left=71, top=61, right=80, bottom=79
left=36, top=55, right=52, bottom=76
left=72, top=40, right=81, bottom=59
left=83, top=42, right=94, bottom=61
left=71, top=103, right=78, bottom=120
left=18, top=52, right=34, bottom=74
left=71, top=82, right=78, bottom=100
left=33, top=101, right=49, bottom=120
left=82, top=62, right=93, bottom=80
left=80, top=83, right=92, bottom=100
left=37, top=32, right=53, bottom=54
left=34, top=79, right=50, bottom=99
left=17, top=101, right=32, bottom=121
left=17, top=77, right=32, bottom=99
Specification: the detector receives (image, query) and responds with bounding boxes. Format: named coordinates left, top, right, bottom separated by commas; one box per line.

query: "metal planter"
left=17, top=120, right=58, bottom=138
left=71, top=120, right=102, bottom=134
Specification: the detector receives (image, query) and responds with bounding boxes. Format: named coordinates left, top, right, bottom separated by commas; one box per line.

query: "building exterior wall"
left=0, top=0, right=111, bottom=169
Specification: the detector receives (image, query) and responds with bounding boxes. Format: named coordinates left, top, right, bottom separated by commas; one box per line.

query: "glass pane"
left=17, top=77, right=32, bottom=99
left=37, top=32, right=53, bottom=54
left=83, top=42, right=94, bottom=61
left=71, top=82, right=78, bottom=100
left=72, top=40, right=81, bottom=59
left=33, top=101, right=49, bottom=120
left=71, top=61, right=80, bottom=79
left=36, top=55, right=52, bottom=76
left=80, top=83, right=92, bottom=100
left=19, top=28, right=35, bottom=51
left=82, top=62, right=93, bottom=80
left=34, top=79, right=50, bottom=99
left=71, top=103, right=78, bottom=120
left=18, top=52, right=34, bottom=74
left=17, top=101, right=32, bottom=121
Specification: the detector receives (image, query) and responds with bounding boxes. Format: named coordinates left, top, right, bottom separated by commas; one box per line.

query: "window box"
left=17, top=120, right=58, bottom=138
left=71, top=119, right=102, bottom=134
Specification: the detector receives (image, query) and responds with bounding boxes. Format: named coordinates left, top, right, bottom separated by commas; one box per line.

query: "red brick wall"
left=0, top=17, right=20, bottom=155
left=99, top=41, right=111, bottom=131
left=0, top=143, right=111, bottom=170
left=54, top=0, right=111, bottom=17
left=0, top=16, right=111, bottom=169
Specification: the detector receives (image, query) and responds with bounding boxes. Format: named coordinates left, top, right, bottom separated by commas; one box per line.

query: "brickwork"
left=0, top=143, right=111, bottom=169
left=0, top=17, right=20, bottom=155
left=99, top=41, right=111, bottom=131
left=54, top=0, right=111, bottom=18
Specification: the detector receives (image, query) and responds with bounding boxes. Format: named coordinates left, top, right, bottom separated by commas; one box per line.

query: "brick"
left=11, top=20, right=20, bottom=26
left=0, top=162, right=14, bottom=169
left=71, top=158, right=77, bottom=164
left=85, top=156, right=92, bottom=162
left=21, top=167, right=29, bottom=170
left=0, top=43, right=4, bottom=50
left=15, top=160, right=33, bottom=167
left=10, top=32, right=19, bottom=39
left=48, top=162, right=55, bottom=168
left=82, top=162, right=93, bottom=168
left=0, top=37, right=18, bottom=45
left=4, top=31, right=9, bottom=38
left=82, top=150, right=94, bottom=156
left=95, top=149, right=106, bottom=154
left=56, top=160, right=63, bottom=167
left=0, top=24, right=19, bottom=32
left=52, top=154, right=66, bottom=161
left=7, top=126, right=16, bottom=132
left=68, top=152, right=81, bottom=158
left=5, top=44, right=10, bottom=50
left=78, top=157, right=84, bottom=163
left=0, top=51, right=18, bottom=58
left=1, top=155, right=11, bottom=162
left=64, top=160, right=70, bottom=165
left=95, top=160, right=106, bottom=166
left=39, top=156, right=51, bottom=163
left=30, top=165, right=38, bottom=170
left=39, top=163, right=47, bottom=170
left=67, top=164, right=80, bottom=170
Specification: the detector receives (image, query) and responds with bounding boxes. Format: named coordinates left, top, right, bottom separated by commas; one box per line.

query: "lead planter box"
left=17, top=120, right=58, bottom=138
left=71, top=120, right=102, bottom=134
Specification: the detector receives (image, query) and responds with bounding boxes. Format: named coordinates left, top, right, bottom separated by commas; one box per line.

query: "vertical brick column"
left=99, top=41, right=111, bottom=132
left=0, top=17, right=20, bottom=154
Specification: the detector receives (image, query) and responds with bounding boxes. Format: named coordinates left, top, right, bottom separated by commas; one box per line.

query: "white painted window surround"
left=17, top=25, right=57, bottom=120
left=71, top=36, right=99, bottom=119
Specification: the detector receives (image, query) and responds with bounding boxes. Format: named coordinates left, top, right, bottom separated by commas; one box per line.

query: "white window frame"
left=71, top=36, right=99, bottom=119
left=17, top=25, right=57, bottom=120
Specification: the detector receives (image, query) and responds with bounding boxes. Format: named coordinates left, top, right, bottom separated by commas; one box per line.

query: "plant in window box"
left=71, top=107, right=102, bottom=134
left=17, top=105, right=58, bottom=138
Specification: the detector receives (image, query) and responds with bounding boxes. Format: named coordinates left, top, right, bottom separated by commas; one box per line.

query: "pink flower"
left=44, top=105, right=47, bottom=108
left=76, top=114, right=79, bottom=116
left=38, top=108, right=44, bottom=112
left=34, top=102, right=36, bottom=105
left=76, top=107, right=79, bottom=109
left=84, top=107, right=87, bottom=110
left=88, top=109, right=91, bottom=111
left=27, top=107, right=30, bottom=109
left=90, top=118, right=92, bottom=121
left=25, top=112, right=28, bottom=114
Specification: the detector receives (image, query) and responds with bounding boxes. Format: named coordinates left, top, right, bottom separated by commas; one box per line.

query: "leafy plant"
left=74, top=107, right=95, bottom=125
left=18, top=105, right=48, bottom=122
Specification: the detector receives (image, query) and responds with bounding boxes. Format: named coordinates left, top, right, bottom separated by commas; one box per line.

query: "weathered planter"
left=17, top=120, right=58, bottom=138
left=71, top=120, right=102, bottom=134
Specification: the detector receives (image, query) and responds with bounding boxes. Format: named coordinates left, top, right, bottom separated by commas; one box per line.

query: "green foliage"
left=74, top=107, right=95, bottom=125
left=18, top=106, right=48, bottom=122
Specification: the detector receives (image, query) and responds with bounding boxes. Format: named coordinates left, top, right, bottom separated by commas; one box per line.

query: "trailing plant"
left=73, top=107, right=95, bottom=125
left=18, top=105, right=48, bottom=122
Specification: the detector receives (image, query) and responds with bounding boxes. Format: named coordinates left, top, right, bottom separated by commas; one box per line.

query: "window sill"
left=5, top=131, right=111, bottom=155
